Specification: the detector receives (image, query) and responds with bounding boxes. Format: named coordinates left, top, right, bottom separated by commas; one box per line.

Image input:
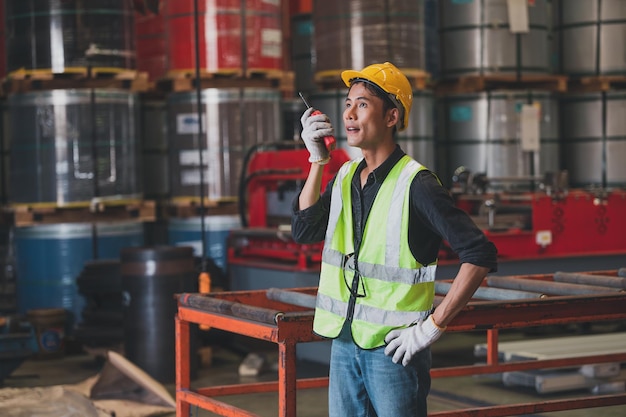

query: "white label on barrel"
left=520, top=104, right=540, bottom=152
left=179, top=150, right=209, bottom=166
left=176, top=241, right=203, bottom=257
left=41, top=328, right=64, bottom=352
left=145, top=260, right=156, bottom=275
left=507, top=0, right=529, bottom=33
left=56, top=161, right=68, bottom=174
left=177, top=113, right=207, bottom=134
left=262, top=29, right=282, bottom=58
left=181, top=169, right=211, bottom=186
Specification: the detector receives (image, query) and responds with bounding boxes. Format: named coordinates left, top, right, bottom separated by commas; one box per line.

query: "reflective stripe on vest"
left=314, top=156, right=437, bottom=349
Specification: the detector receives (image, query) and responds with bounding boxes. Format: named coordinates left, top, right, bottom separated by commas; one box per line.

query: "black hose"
left=193, top=0, right=208, bottom=272
left=238, top=141, right=305, bottom=228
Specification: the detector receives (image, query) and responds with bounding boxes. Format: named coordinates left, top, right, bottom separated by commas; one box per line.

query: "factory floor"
left=4, top=327, right=626, bottom=417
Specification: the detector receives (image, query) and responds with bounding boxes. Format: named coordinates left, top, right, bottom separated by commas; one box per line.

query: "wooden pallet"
left=155, top=68, right=289, bottom=93
left=276, top=70, right=295, bottom=98
left=5, top=199, right=156, bottom=227
left=567, top=76, right=626, bottom=92
left=314, top=68, right=431, bottom=91
left=434, top=73, right=569, bottom=94
left=167, top=197, right=239, bottom=218
left=2, top=67, right=152, bottom=94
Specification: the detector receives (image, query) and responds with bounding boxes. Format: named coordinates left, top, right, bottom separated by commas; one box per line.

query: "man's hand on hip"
left=384, top=316, right=444, bottom=366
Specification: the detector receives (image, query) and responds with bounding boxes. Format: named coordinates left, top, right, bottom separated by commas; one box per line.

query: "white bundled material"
left=475, top=333, right=626, bottom=394
left=503, top=370, right=589, bottom=394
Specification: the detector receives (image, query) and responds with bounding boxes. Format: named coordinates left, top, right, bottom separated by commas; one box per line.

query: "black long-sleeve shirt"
left=291, top=145, right=498, bottom=272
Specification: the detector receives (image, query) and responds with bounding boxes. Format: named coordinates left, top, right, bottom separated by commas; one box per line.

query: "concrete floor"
left=4, top=327, right=626, bottom=417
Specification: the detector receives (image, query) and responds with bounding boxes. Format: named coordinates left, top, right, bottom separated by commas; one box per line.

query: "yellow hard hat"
left=341, top=62, right=413, bottom=131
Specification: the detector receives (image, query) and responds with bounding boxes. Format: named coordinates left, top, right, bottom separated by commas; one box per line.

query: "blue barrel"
left=168, top=215, right=240, bottom=273
left=14, top=221, right=144, bottom=332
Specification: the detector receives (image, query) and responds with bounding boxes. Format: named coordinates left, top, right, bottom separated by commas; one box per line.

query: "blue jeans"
left=328, top=323, right=432, bottom=417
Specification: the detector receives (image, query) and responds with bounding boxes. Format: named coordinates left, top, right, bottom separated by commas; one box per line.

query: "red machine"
left=444, top=169, right=626, bottom=264
left=228, top=142, right=350, bottom=272
left=230, top=152, right=626, bottom=274
left=449, top=189, right=626, bottom=261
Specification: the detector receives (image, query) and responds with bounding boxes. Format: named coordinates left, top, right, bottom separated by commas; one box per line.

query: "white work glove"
left=300, top=107, right=333, bottom=165
left=384, top=316, right=444, bottom=366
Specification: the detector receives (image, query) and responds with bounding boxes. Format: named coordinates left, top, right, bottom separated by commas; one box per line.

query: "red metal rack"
left=175, top=270, right=626, bottom=417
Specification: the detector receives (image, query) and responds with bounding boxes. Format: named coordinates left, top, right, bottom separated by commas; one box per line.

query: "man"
left=291, top=61, right=497, bottom=417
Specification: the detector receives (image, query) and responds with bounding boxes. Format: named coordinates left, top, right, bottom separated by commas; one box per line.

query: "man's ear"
left=386, top=108, right=400, bottom=128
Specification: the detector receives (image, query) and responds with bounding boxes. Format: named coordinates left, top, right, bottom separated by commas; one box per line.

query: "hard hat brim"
left=341, top=70, right=366, bottom=88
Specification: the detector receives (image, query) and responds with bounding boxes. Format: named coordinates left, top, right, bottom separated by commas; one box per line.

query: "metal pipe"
left=553, top=271, right=626, bottom=289
left=178, top=293, right=282, bottom=324
left=486, top=176, right=545, bottom=183
left=230, top=228, right=293, bottom=239
left=486, top=276, right=622, bottom=296
left=435, top=281, right=545, bottom=301
left=266, top=288, right=317, bottom=309
left=231, top=303, right=284, bottom=325
left=485, top=199, right=496, bottom=228
left=178, top=293, right=234, bottom=315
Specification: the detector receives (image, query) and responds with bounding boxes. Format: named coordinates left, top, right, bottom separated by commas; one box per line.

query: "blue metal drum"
left=14, top=221, right=144, bottom=332
left=168, top=215, right=240, bottom=273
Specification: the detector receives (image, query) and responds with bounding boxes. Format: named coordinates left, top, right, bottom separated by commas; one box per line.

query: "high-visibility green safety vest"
left=314, top=155, right=437, bottom=349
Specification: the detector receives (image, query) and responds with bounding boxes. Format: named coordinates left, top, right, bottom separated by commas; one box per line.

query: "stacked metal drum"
left=436, top=0, right=626, bottom=191
left=436, top=0, right=560, bottom=188
left=0, top=0, right=286, bottom=376
left=1, top=1, right=145, bottom=353
left=438, top=0, right=552, bottom=78
left=552, top=0, right=626, bottom=189
left=433, top=0, right=626, bottom=274
left=439, top=90, right=560, bottom=184
left=144, top=1, right=285, bottom=282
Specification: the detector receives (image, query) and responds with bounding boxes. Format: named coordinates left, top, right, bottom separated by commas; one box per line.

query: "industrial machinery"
left=229, top=145, right=626, bottom=284
left=227, top=142, right=349, bottom=278
left=445, top=167, right=626, bottom=266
